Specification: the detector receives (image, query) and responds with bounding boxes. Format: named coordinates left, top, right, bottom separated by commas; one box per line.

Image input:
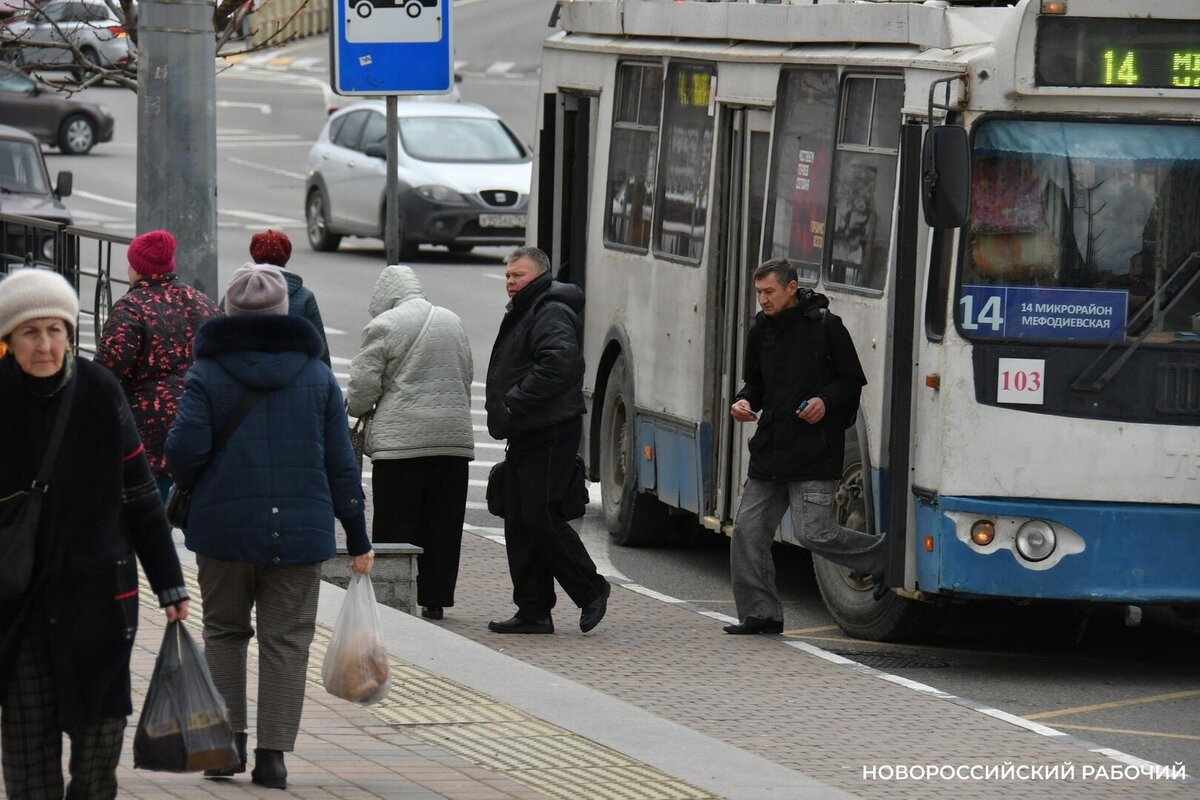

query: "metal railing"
left=1, top=212, right=131, bottom=356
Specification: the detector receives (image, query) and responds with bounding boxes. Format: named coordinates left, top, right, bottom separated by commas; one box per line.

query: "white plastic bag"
left=322, top=573, right=392, bottom=705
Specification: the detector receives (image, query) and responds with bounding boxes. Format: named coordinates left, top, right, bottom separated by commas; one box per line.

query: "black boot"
left=204, top=731, right=247, bottom=779
left=251, top=748, right=287, bottom=790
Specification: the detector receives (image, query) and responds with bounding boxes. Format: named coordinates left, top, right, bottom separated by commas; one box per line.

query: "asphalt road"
left=32, top=0, right=1200, bottom=780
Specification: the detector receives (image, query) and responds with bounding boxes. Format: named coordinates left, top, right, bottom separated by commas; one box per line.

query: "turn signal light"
left=643, top=445, right=654, bottom=461
left=923, top=535, right=934, bottom=552
left=970, top=520, right=996, bottom=546
left=1041, top=0, right=1067, bottom=14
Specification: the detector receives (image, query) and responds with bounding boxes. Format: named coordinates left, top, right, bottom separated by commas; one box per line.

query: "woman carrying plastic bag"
left=322, top=574, right=392, bottom=705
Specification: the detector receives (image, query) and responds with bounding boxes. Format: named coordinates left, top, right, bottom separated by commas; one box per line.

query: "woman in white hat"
left=0, top=268, right=189, bottom=798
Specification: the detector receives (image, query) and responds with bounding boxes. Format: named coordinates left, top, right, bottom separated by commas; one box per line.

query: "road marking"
left=1025, top=688, right=1200, bottom=720
left=471, top=381, right=485, bottom=389
left=73, top=189, right=136, bottom=209
left=219, top=209, right=301, bottom=225
left=476, top=442, right=504, bottom=450
left=1049, top=724, right=1200, bottom=742
left=470, top=409, right=486, bottom=416
left=324, top=326, right=347, bottom=335
left=486, top=61, right=515, bottom=75
left=330, top=355, right=352, bottom=365
left=454, top=60, right=468, bottom=71
left=483, top=273, right=505, bottom=281
left=472, top=424, right=488, bottom=432
left=225, top=156, right=306, bottom=181
left=291, top=56, right=320, bottom=70
left=782, top=625, right=840, bottom=635
left=470, top=460, right=498, bottom=468
left=216, top=100, right=272, bottom=114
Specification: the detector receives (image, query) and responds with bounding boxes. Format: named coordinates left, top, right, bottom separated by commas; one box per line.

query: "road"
left=34, top=0, right=1200, bottom=781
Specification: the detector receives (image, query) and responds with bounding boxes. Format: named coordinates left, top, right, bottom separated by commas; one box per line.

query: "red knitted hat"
left=249, top=229, right=292, bottom=267
left=127, top=230, right=176, bottom=275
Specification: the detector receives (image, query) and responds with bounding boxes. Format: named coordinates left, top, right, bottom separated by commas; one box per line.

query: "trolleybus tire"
left=599, top=354, right=669, bottom=546
left=812, top=433, right=938, bottom=642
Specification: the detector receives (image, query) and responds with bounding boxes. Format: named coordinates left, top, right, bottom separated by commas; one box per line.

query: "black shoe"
left=723, top=617, right=784, bottom=635
left=488, top=615, right=553, bottom=634
left=580, top=581, right=611, bottom=633
left=204, top=731, right=247, bottom=779
left=421, top=606, right=444, bottom=620
left=251, top=748, right=287, bottom=790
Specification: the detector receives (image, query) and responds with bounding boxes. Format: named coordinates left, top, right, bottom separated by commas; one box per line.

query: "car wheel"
left=355, top=2, right=371, bottom=18
left=405, top=1, right=421, bottom=17
left=58, top=114, right=96, bottom=155
left=71, top=46, right=99, bottom=84
left=0, top=47, right=25, bottom=68
left=306, top=189, right=342, bottom=251
left=447, top=244, right=473, bottom=255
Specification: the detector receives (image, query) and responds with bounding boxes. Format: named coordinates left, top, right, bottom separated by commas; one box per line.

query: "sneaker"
left=487, top=615, right=554, bottom=634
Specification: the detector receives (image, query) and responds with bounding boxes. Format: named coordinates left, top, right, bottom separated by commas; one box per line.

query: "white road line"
left=475, top=442, right=504, bottom=450
left=290, top=56, right=320, bottom=69
left=486, top=61, right=515, bottom=75
left=225, top=156, right=306, bottom=181
left=453, top=60, right=468, bottom=71
left=324, top=326, right=347, bottom=335
left=482, top=273, right=505, bottom=281
left=330, top=355, right=353, bottom=365
left=470, top=460, right=498, bottom=468
left=219, top=209, right=302, bottom=225
left=471, top=381, right=485, bottom=389
left=472, top=424, right=488, bottom=433
left=216, top=100, right=272, bottom=114
left=73, top=189, right=136, bottom=209
left=470, top=409, right=486, bottom=416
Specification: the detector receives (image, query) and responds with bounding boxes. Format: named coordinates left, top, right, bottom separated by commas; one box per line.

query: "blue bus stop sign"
left=331, top=0, right=452, bottom=95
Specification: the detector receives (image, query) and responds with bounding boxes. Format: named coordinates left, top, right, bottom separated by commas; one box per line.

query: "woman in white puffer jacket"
left=347, top=265, right=474, bottom=619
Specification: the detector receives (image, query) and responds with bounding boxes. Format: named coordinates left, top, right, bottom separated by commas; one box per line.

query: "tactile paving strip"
left=140, top=567, right=716, bottom=800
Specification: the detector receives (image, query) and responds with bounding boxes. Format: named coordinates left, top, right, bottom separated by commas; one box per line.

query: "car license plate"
left=479, top=213, right=526, bottom=228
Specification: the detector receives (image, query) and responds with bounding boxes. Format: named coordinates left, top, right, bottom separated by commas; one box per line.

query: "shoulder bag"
left=165, top=389, right=264, bottom=529
left=0, top=373, right=77, bottom=606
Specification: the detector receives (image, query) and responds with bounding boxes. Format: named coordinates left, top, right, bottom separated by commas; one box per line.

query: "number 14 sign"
left=997, top=358, right=1045, bottom=405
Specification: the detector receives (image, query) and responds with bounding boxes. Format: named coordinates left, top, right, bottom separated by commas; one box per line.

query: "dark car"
left=0, top=62, right=112, bottom=153
left=0, top=122, right=72, bottom=267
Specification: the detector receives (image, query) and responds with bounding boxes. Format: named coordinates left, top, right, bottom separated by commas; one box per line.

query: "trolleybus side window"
left=604, top=62, right=664, bottom=252
left=763, top=68, right=839, bottom=284
left=826, top=75, right=903, bottom=291
left=652, top=62, right=717, bottom=264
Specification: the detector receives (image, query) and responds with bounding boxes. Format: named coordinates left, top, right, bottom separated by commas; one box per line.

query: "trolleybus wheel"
left=599, top=354, right=668, bottom=546
left=812, top=433, right=939, bottom=641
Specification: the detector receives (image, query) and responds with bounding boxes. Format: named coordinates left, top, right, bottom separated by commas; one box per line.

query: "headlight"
left=99, top=104, right=113, bottom=118
left=1015, top=520, right=1056, bottom=562
left=970, top=519, right=996, bottom=546
left=415, top=185, right=467, bottom=205
left=41, top=237, right=55, bottom=261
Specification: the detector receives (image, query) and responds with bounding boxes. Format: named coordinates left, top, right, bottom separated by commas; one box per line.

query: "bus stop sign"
left=331, top=0, right=452, bottom=95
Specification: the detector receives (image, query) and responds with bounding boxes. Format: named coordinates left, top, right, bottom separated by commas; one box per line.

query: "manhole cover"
left=827, top=649, right=949, bottom=669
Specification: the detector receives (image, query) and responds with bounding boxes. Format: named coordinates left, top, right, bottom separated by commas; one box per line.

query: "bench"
left=321, top=542, right=423, bottom=614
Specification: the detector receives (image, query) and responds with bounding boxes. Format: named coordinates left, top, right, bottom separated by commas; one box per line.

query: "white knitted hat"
left=0, top=269, right=80, bottom=339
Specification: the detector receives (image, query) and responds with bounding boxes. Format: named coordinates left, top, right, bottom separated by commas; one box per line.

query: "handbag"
left=486, top=460, right=506, bottom=518
left=486, top=455, right=588, bottom=521
left=165, top=389, right=264, bottom=529
left=0, top=373, right=76, bottom=606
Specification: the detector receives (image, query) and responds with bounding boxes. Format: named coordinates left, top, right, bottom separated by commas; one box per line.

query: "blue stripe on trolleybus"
left=636, top=415, right=705, bottom=515
left=916, top=496, right=1200, bottom=603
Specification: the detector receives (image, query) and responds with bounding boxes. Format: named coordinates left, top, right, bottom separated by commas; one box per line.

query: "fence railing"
left=249, top=0, right=329, bottom=48
left=1, top=212, right=131, bottom=356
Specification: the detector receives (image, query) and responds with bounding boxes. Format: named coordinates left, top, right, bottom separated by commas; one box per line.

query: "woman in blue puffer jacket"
left=166, top=264, right=373, bottom=790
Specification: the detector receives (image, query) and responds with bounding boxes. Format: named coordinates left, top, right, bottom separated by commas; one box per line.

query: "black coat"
left=485, top=273, right=586, bottom=440
left=0, top=357, right=185, bottom=733
left=735, top=296, right=867, bottom=481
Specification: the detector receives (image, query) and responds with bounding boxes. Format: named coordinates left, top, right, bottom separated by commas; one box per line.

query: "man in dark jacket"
left=484, top=247, right=610, bottom=634
left=96, top=229, right=221, bottom=500
left=725, top=258, right=883, bottom=635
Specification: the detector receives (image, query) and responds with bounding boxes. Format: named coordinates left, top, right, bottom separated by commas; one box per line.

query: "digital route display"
left=1036, top=17, right=1200, bottom=89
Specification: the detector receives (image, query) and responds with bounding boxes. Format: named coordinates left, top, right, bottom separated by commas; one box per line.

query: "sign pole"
left=385, top=96, right=400, bottom=264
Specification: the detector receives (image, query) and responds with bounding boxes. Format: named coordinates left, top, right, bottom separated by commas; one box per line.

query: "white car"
left=304, top=100, right=531, bottom=257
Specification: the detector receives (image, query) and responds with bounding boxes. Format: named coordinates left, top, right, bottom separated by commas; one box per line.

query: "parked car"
left=305, top=100, right=531, bottom=257
left=0, top=122, right=72, bottom=267
left=0, top=62, right=112, bottom=153
left=0, top=0, right=131, bottom=83
left=0, top=0, right=41, bottom=21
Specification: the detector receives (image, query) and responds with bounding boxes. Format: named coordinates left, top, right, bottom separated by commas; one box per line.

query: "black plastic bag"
left=134, top=620, right=239, bottom=773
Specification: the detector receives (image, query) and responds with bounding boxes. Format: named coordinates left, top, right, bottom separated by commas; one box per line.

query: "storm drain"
left=827, top=649, right=950, bottom=670
left=146, top=570, right=716, bottom=800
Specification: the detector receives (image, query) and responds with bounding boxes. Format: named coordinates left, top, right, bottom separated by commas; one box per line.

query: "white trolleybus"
left=528, top=0, right=1200, bottom=640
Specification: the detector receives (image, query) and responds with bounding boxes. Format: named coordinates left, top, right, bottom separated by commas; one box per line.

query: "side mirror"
left=363, top=142, right=386, bottom=159
left=55, top=170, right=72, bottom=198
left=921, top=125, right=970, bottom=229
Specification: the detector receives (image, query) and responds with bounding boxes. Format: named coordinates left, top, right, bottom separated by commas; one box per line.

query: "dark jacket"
left=735, top=294, right=866, bottom=481
left=0, top=357, right=186, bottom=733
left=485, top=272, right=585, bottom=440
left=164, top=314, right=369, bottom=565
left=219, top=270, right=331, bottom=368
left=94, top=273, right=221, bottom=474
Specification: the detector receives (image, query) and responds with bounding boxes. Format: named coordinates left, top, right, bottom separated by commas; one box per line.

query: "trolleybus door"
left=712, top=105, right=772, bottom=527
left=537, top=91, right=593, bottom=290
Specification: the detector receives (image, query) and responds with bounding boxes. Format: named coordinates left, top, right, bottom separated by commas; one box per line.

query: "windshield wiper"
left=1072, top=251, right=1200, bottom=393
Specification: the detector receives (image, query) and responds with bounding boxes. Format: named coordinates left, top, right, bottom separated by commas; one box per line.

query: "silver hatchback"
left=0, top=0, right=132, bottom=82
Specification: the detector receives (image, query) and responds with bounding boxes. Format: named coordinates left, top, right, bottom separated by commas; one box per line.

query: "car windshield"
left=961, top=119, right=1200, bottom=345
left=397, top=116, right=526, bottom=163
left=0, top=140, right=49, bottom=195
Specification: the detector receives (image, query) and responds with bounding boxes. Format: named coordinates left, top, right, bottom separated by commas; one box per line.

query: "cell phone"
left=796, top=399, right=809, bottom=413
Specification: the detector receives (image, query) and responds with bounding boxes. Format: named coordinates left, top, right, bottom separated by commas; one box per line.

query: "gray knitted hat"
left=225, top=263, right=289, bottom=317
left=0, top=268, right=80, bottom=339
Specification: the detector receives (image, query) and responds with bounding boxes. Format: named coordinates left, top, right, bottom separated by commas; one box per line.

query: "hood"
left=194, top=315, right=322, bottom=390
left=368, top=264, right=425, bottom=318
left=755, top=288, right=830, bottom=327
left=511, top=272, right=585, bottom=315
left=0, top=192, right=71, bottom=225
left=282, top=270, right=305, bottom=298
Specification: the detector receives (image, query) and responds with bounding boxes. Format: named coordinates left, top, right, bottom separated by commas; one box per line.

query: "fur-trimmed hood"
left=194, top=314, right=323, bottom=391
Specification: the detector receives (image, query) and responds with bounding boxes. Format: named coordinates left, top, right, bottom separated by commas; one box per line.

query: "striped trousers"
left=196, top=556, right=322, bottom=752
left=1, top=622, right=126, bottom=799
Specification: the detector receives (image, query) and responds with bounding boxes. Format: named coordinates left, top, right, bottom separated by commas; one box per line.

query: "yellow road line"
left=783, top=625, right=841, bottom=635
left=1049, top=723, right=1200, bottom=742
left=1026, top=689, right=1200, bottom=720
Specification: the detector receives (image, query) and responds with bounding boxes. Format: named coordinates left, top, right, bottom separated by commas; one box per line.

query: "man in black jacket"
left=725, top=258, right=884, bottom=635
left=484, top=247, right=610, bottom=634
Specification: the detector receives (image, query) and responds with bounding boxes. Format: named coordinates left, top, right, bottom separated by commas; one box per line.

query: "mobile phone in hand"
left=796, top=399, right=809, bottom=413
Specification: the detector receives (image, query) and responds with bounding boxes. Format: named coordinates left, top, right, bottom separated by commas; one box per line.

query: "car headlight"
left=99, top=104, right=113, bottom=118
left=1015, top=520, right=1056, bottom=562
left=415, top=185, right=467, bottom=205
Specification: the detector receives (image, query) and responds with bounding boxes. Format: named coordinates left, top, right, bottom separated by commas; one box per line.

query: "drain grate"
left=828, top=649, right=950, bottom=669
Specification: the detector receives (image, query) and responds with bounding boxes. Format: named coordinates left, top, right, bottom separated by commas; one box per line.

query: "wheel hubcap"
left=66, top=121, right=92, bottom=152
left=308, top=197, right=325, bottom=240
left=606, top=395, right=627, bottom=506
left=833, top=460, right=876, bottom=592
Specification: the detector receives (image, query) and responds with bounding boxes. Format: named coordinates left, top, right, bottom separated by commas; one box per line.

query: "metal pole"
left=385, top=95, right=399, bottom=264
left=136, top=0, right=218, bottom=299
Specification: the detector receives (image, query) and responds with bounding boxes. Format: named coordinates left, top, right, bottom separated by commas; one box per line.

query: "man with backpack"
left=725, top=258, right=884, bottom=635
